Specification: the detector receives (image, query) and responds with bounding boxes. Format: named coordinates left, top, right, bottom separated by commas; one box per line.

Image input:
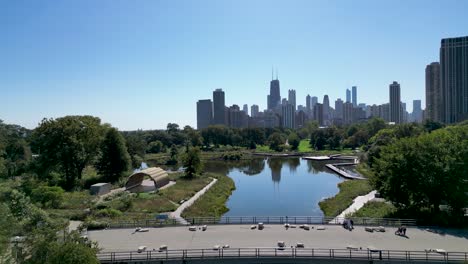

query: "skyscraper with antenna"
left=267, top=68, right=281, bottom=110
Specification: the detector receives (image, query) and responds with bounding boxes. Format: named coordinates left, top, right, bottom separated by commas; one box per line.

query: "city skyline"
left=2, top=1, right=468, bottom=130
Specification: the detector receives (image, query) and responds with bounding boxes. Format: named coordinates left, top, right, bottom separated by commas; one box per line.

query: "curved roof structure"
left=125, top=167, right=169, bottom=191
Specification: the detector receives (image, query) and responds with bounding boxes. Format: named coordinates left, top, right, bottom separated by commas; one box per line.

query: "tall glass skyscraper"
left=352, top=86, right=357, bottom=107
left=440, top=36, right=468, bottom=123
left=389, top=81, right=401, bottom=124
left=213, top=88, right=226, bottom=125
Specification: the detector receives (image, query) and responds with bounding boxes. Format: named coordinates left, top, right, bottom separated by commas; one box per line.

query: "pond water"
left=204, top=157, right=346, bottom=217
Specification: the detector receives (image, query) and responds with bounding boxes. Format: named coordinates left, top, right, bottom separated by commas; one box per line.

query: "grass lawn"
left=255, top=145, right=273, bottom=152
left=347, top=201, right=396, bottom=218
left=298, top=139, right=313, bottom=152
left=182, top=173, right=235, bottom=218
left=319, top=180, right=373, bottom=217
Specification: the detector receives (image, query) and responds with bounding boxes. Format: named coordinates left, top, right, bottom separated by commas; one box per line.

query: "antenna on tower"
left=271, top=67, right=274, bottom=80
left=276, top=68, right=278, bottom=80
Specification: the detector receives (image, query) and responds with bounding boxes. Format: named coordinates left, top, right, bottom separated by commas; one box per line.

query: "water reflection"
left=204, top=157, right=346, bottom=216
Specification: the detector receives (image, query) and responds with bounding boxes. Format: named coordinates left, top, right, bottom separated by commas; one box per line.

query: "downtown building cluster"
left=197, top=36, right=468, bottom=130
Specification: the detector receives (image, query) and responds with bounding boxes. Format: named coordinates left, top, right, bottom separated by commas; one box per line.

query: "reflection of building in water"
left=306, top=160, right=327, bottom=174
left=242, top=158, right=266, bottom=176
left=286, top=158, right=300, bottom=173
left=268, top=158, right=283, bottom=183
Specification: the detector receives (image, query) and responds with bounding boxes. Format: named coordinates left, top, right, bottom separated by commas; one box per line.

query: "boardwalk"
left=325, top=164, right=365, bottom=180
left=169, top=178, right=218, bottom=225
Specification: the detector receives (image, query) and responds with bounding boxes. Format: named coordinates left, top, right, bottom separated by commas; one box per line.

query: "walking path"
left=331, top=190, right=377, bottom=224
left=170, top=178, right=218, bottom=225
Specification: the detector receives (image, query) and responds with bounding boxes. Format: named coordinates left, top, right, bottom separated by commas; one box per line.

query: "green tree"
left=96, top=128, right=131, bottom=182
left=372, top=125, right=468, bottom=219
left=310, top=129, right=327, bottom=150
left=167, top=144, right=178, bottom=165
left=147, top=140, right=165, bottom=153
left=288, top=133, right=300, bottom=151
left=30, top=186, right=64, bottom=209
left=268, top=133, right=284, bottom=152
left=182, top=147, right=202, bottom=178
left=31, top=116, right=106, bottom=190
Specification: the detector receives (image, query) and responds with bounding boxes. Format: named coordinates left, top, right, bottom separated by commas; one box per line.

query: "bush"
left=84, top=220, right=109, bottom=230
left=30, top=185, right=65, bottom=209
left=94, top=208, right=122, bottom=218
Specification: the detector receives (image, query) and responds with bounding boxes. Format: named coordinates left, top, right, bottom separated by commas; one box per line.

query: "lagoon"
left=204, top=157, right=346, bottom=217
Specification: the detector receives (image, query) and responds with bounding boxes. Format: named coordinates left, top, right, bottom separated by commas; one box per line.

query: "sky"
left=1, top=0, right=468, bottom=130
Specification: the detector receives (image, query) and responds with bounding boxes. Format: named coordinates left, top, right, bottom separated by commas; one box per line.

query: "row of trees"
left=366, top=121, right=467, bottom=224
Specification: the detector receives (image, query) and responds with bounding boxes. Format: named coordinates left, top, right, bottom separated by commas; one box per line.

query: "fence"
left=103, top=216, right=416, bottom=229
left=97, top=248, right=468, bottom=263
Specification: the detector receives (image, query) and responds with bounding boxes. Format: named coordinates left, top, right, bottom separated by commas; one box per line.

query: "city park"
left=0, top=116, right=467, bottom=263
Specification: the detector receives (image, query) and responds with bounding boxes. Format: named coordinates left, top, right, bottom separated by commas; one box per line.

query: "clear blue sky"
left=1, top=0, right=467, bottom=130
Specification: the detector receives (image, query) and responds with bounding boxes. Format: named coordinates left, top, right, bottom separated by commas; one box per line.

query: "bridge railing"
left=97, top=248, right=468, bottom=263
left=101, top=216, right=416, bottom=230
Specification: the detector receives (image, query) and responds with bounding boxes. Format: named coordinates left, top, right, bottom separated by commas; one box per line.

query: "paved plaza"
left=89, top=224, right=468, bottom=252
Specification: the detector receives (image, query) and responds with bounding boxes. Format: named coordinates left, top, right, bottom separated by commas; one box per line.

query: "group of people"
left=395, top=226, right=407, bottom=236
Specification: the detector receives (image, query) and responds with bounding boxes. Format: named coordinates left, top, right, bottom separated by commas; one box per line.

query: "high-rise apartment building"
left=243, top=104, right=248, bottom=115
left=425, top=62, right=441, bottom=122
left=389, top=81, right=401, bottom=124
left=250, top=104, right=259, bottom=118
left=196, top=99, right=213, bottom=129
left=213, top=88, right=226, bottom=125
left=323, top=95, right=330, bottom=125
left=440, top=36, right=468, bottom=123
left=335, top=98, right=344, bottom=120
left=268, top=78, right=281, bottom=110
left=288, top=89, right=296, bottom=111
left=282, top=103, right=295, bottom=129
left=306, top=94, right=311, bottom=113
left=412, top=100, right=422, bottom=123
left=346, top=89, right=351, bottom=103
left=313, top=103, right=324, bottom=126
left=352, top=86, right=357, bottom=107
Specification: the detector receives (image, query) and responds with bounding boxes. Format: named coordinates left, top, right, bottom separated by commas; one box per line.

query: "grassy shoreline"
left=319, top=180, right=373, bottom=217
left=182, top=173, right=235, bottom=218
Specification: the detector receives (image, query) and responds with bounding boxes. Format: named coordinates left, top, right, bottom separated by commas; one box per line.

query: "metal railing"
left=97, top=248, right=468, bottom=263
left=102, top=216, right=416, bottom=229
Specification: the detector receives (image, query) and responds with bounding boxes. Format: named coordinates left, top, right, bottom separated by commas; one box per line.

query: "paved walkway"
left=88, top=224, right=468, bottom=252
left=331, top=190, right=377, bottom=224
left=170, top=178, right=218, bottom=225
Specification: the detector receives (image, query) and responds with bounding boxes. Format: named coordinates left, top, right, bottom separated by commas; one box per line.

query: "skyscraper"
left=323, top=95, right=330, bottom=125
left=288, top=89, right=296, bottom=111
left=213, top=88, right=226, bottom=125
left=352, top=86, right=357, bottom=107
left=306, top=94, right=311, bottom=113
left=250, top=104, right=259, bottom=118
left=412, top=100, right=422, bottom=123
left=346, top=89, right=351, bottom=103
left=313, top=103, right=324, bottom=126
left=335, top=98, right=344, bottom=120
left=243, top=104, right=248, bottom=115
left=440, top=36, right=468, bottom=123
left=282, top=103, right=295, bottom=129
left=268, top=78, right=281, bottom=110
left=196, top=99, right=213, bottom=130
left=389, top=81, right=401, bottom=124
left=425, top=62, right=441, bottom=122
left=311, top=96, right=318, bottom=110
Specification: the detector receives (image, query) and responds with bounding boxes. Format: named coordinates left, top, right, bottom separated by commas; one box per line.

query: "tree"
left=167, top=144, right=178, bottom=165
left=182, top=147, right=202, bottom=178
left=310, top=129, right=327, bottom=150
left=371, top=125, right=468, bottom=219
left=147, top=140, right=165, bottom=153
left=31, top=116, right=106, bottom=190
left=96, top=128, right=131, bottom=182
left=268, top=133, right=284, bottom=152
left=288, top=133, right=300, bottom=151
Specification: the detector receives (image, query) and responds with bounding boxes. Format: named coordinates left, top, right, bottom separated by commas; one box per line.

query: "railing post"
left=312, top=248, right=314, bottom=257
left=349, top=249, right=352, bottom=259
left=130, top=251, right=132, bottom=261
left=166, top=249, right=168, bottom=259
left=275, top=248, right=277, bottom=257
left=238, top=248, right=240, bottom=257
left=202, top=249, right=204, bottom=258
